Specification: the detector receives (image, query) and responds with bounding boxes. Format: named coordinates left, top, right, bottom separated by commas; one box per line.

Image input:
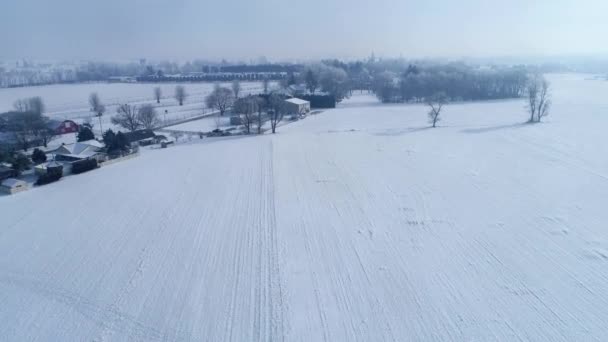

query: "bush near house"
left=71, top=159, right=98, bottom=174
left=32, top=148, right=47, bottom=164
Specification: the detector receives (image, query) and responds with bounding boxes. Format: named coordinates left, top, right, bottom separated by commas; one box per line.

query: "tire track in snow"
left=94, top=165, right=198, bottom=342
left=266, top=139, right=286, bottom=342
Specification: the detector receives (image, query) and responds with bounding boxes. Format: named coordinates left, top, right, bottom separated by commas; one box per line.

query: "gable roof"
left=54, top=140, right=104, bottom=159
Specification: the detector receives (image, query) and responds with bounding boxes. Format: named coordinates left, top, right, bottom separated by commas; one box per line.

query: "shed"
left=284, top=98, right=311, bottom=115
left=1, top=178, right=28, bottom=195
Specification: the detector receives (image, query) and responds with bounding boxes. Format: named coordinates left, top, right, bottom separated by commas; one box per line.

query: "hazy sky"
left=1, top=0, right=607, bottom=61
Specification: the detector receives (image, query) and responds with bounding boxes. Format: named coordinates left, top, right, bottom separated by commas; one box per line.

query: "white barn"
left=284, top=98, right=311, bottom=115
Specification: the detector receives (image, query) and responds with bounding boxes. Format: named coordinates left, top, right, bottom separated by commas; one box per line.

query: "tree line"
left=371, top=64, right=528, bottom=103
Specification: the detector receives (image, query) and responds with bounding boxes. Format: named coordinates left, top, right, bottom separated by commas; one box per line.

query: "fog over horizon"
left=1, top=0, right=608, bottom=62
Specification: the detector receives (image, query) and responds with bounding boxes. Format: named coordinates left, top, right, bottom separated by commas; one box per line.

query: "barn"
left=284, top=98, right=311, bottom=115
left=48, top=120, right=79, bottom=135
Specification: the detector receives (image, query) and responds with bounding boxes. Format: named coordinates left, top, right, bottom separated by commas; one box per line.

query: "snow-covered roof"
left=285, top=98, right=310, bottom=105
left=78, top=140, right=104, bottom=149
left=54, top=140, right=104, bottom=159
left=1, top=178, right=26, bottom=188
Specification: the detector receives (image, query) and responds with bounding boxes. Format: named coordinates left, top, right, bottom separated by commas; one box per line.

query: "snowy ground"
left=2, top=74, right=608, bottom=341
left=0, top=81, right=271, bottom=132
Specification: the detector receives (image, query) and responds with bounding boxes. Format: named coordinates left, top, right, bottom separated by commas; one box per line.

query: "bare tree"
left=263, top=78, right=270, bottom=94
left=205, top=85, right=234, bottom=116
left=89, top=93, right=106, bottom=135
left=268, top=93, right=285, bottom=134
left=526, top=80, right=537, bottom=123
left=3, top=111, right=51, bottom=150
left=39, top=125, right=57, bottom=148
left=234, top=96, right=258, bottom=134
left=254, top=97, right=266, bottom=134
left=526, top=75, right=550, bottom=123
left=13, top=99, right=28, bottom=112
left=305, top=69, right=318, bottom=94
left=154, top=87, right=162, bottom=104
left=112, top=104, right=141, bottom=132
left=231, top=80, right=241, bottom=99
left=426, top=92, right=448, bottom=128
left=138, top=104, right=160, bottom=129
left=175, top=85, right=187, bottom=106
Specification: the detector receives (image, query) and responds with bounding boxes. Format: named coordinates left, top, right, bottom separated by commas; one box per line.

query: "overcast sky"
left=1, top=0, right=607, bottom=62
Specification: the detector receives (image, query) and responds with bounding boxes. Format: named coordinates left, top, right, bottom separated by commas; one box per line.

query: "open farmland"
left=2, top=74, right=608, bottom=341
left=0, top=81, right=270, bottom=131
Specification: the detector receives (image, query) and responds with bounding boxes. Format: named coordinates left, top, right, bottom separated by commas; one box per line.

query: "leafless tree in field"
left=138, top=104, right=160, bottom=129
left=426, top=92, right=448, bottom=128
left=234, top=96, right=258, bottom=134
left=89, top=93, right=106, bottom=135
left=526, top=75, right=551, bottom=123
left=112, top=104, right=141, bottom=132
left=175, top=85, right=186, bottom=106
left=205, top=85, right=234, bottom=116
left=232, top=80, right=241, bottom=99
left=268, top=93, right=285, bottom=134
left=154, top=87, right=162, bottom=104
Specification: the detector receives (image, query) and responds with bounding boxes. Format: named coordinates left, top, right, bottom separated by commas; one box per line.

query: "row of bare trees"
left=151, top=86, right=187, bottom=106
left=203, top=82, right=286, bottom=134
left=156, top=82, right=242, bottom=107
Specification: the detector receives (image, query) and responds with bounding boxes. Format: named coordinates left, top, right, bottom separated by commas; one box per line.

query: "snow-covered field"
left=0, top=81, right=269, bottom=130
left=3, top=74, right=608, bottom=341
left=165, top=115, right=232, bottom=133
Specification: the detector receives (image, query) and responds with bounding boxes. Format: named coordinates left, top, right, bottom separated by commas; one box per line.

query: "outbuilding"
left=48, top=119, right=79, bottom=135
left=284, top=98, right=311, bottom=115
left=1, top=178, right=28, bottom=195
left=122, top=129, right=159, bottom=146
